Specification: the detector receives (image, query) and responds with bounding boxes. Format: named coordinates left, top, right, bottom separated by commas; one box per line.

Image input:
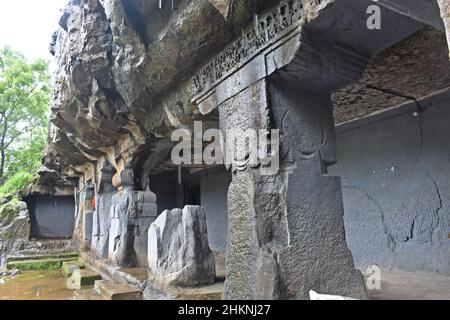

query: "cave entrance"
left=184, top=183, right=201, bottom=207
left=25, top=195, right=75, bottom=240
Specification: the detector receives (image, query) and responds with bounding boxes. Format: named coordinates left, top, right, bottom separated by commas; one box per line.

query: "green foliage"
left=0, top=46, right=50, bottom=196
left=0, top=171, right=34, bottom=198
left=0, top=46, right=50, bottom=181
left=0, top=229, right=13, bottom=240
left=5, top=126, right=47, bottom=176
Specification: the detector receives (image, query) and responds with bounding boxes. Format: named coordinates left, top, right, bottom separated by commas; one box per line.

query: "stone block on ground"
left=62, top=261, right=86, bottom=276
left=68, top=268, right=102, bottom=290
left=148, top=205, right=215, bottom=287
left=94, top=280, right=141, bottom=300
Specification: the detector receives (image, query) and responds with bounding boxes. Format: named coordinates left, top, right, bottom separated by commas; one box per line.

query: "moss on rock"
left=0, top=200, right=18, bottom=227
left=7, top=257, right=79, bottom=271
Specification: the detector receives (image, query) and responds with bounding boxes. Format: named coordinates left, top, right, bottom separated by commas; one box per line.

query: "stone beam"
left=192, top=0, right=340, bottom=114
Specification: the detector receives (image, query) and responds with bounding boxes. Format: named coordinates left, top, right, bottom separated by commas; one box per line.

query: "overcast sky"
left=0, top=0, right=68, bottom=62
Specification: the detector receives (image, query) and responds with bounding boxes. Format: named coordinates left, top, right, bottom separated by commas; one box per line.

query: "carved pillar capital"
left=98, top=162, right=116, bottom=194
left=112, top=163, right=135, bottom=190
left=192, top=0, right=369, bottom=114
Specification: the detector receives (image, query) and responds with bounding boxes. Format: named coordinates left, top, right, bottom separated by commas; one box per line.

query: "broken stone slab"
left=62, top=261, right=86, bottom=277
left=94, top=280, right=141, bottom=300
left=148, top=205, right=215, bottom=287
left=67, top=268, right=102, bottom=290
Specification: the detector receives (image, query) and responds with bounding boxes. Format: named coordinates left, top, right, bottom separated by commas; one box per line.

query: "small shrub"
left=0, top=171, right=34, bottom=198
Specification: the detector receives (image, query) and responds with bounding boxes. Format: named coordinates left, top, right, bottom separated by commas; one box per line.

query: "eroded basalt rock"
left=0, top=199, right=30, bottom=266
left=45, top=0, right=313, bottom=178
left=148, top=206, right=215, bottom=287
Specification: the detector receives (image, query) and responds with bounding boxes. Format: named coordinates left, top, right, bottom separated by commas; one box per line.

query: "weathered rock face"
left=148, top=206, right=215, bottom=287
left=0, top=199, right=30, bottom=266
left=46, top=0, right=252, bottom=176
left=45, top=0, right=333, bottom=177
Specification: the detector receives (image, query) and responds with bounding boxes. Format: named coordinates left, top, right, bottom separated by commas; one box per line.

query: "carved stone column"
left=73, top=177, right=95, bottom=251
left=218, top=78, right=367, bottom=299
left=191, top=1, right=369, bottom=299
left=83, top=183, right=95, bottom=250
left=92, top=162, right=115, bottom=259
left=108, top=164, right=158, bottom=267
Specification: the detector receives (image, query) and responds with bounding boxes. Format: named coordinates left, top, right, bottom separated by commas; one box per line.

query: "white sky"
left=0, top=0, right=68, bottom=62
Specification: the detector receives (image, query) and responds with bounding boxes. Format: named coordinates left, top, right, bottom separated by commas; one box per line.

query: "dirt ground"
left=366, top=270, right=450, bottom=300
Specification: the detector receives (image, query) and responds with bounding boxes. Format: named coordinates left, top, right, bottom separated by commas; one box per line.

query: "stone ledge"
left=94, top=280, right=141, bottom=300
left=6, top=255, right=79, bottom=271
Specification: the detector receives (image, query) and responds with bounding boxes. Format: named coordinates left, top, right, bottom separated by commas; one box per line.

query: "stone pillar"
left=108, top=164, right=158, bottom=267
left=438, top=0, right=450, bottom=59
left=83, top=182, right=95, bottom=250
left=92, top=162, right=116, bottom=259
left=220, top=79, right=367, bottom=300
left=189, top=1, right=370, bottom=299
left=73, top=177, right=95, bottom=251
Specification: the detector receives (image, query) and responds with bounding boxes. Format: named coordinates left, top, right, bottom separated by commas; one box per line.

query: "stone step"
left=6, top=252, right=79, bottom=263
left=67, top=268, right=102, bottom=290
left=71, top=289, right=104, bottom=301
left=6, top=256, right=79, bottom=271
left=94, top=280, right=141, bottom=300
left=62, top=261, right=86, bottom=277
left=177, top=282, right=224, bottom=300
left=117, top=268, right=149, bottom=282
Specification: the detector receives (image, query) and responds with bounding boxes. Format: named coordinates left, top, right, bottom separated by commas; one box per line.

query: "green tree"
left=0, top=47, right=50, bottom=181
